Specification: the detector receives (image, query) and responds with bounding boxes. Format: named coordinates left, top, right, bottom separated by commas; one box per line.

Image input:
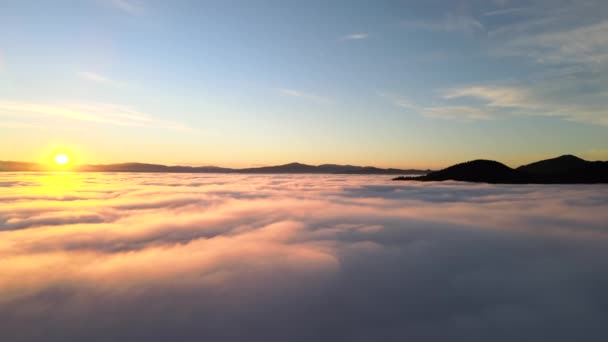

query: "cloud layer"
left=1, top=173, right=607, bottom=341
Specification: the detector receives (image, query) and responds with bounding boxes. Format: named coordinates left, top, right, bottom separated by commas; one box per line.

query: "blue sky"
left=1, top=0, right=607, bottom=168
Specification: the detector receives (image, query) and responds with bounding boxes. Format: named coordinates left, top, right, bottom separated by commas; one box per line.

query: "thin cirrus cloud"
left=78, top=71, right=125, bottom=88
left=486, top=1, right=608, bottom=70
left=478, top=2, right=608, bottom=126
left=0, top=100, right=190, bottom=131
left=380, top=92, right=493, bottom=121
left=503, top=20, right=608, bottom=66
left=384, top=1, right=608, bottom=127
left=482, top=7, right=529, bottom=17
left=340, top=33, right=370, bottom=41
left=443, top=85, right=608, bottom=126
left=403, top=14, right=484, bottom=34
left=443, top=86, right=536, bottom=109
left=0, top=173, right=607, bottom=341
left=109, top=0, right=145, bottom=15
left=386, top=86, right=608, bottom=126
left=279, top=88, right=330, bottom=104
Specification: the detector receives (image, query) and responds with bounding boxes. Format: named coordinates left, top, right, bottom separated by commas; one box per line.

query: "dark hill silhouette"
left=223, top=162, right=429, bottom=174
left=395, top=160, right=525, bottom=183
left=239, top=162, right=320, bottom=173
left=517, top=155, right=589, bottom=175
left=0, top=160, right=428, bottom=175
left=517, top=155, right=608, bottom=183
left=318, top=164, right=362, bottom=173
left=0, top=161, right=46, bottom=172
left=76, top=163, right=232, bottom=173
left=394, top=155, right=608, bottom=184
left=343, top=166, right=431, bottom=175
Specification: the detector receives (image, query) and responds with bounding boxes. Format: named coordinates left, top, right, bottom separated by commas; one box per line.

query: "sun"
left=53, top=153, right=70, bottom=166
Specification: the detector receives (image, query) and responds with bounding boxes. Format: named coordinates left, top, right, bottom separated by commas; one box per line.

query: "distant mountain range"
left=0, top=161, right=430, bottom=175
left=394, top=155, right=608, bottom=184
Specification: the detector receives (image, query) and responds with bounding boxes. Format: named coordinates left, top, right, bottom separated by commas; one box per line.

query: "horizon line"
left=2, top=154, right=604, bottom=173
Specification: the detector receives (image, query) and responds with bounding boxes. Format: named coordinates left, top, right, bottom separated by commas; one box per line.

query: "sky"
left=2, top=173, right=608, bottom=341
left=1, top=0, right=607, bottom=168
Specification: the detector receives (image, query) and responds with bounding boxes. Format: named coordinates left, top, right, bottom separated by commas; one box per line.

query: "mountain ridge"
left=394, top=155, right=608, bottom=184
left=0, top=160, right=430, bottom=175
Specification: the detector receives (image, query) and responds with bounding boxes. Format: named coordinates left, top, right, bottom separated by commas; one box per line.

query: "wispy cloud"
left=109, top=0, right=145, bottom=15
left=443, top=86, right=536, bottom=109
left=382, top=93, right=493, bottom=121
left=476, top=2, right=608, bottom=127
left=279, top=88, right=330, bottom=104
left=487, top=0, right=608, bottom=69
left=0, top=101, right=190, bottom=131
left=78, top=71, right=125, bottom=88
left=504, top=20, right=608, bottom=66
left=421, top=105, right=493, bottom=120
left=483, top=7, right=528, bottom=17
left=340, top=33, right=369, bottom=41
left=403, top=14, right=484, bottom=34
left=442, top=85, right=608, bottom=126
left=384, top=81, right=608, bottom=126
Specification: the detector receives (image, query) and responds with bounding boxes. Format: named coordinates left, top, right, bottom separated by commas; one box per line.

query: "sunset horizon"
left=2, top=151, right=606, bottom=171
left=2, top=1, right=608, bottom=341
left=2, top=1, right=608, bottom=170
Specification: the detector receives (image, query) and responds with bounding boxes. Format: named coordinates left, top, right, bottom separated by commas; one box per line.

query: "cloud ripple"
left=0, top=173, right=607, bottom=341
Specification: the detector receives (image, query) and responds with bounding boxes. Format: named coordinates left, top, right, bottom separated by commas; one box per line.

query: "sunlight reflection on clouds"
left=1, top=173, right=607, bottom=341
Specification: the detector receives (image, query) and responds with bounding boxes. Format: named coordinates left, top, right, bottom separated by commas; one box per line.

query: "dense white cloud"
left=1, top=173, right=607, bottom=341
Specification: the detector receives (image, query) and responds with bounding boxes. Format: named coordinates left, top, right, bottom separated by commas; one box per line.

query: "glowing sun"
left=53, top=153, right=70, bottom=166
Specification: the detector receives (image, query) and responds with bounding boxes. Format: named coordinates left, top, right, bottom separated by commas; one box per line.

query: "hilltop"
left=394, top=155, right=608, bottom=184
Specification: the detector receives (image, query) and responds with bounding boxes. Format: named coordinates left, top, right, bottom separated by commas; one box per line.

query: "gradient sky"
left=1, top=0, right=607, bottom=168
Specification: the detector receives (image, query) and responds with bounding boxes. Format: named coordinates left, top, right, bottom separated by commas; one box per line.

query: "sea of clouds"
left=1, top=173, right=607, bottom=341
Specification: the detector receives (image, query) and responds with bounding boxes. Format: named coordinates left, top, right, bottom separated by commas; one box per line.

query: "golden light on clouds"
left=0, top=173, right=607, bottom=340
